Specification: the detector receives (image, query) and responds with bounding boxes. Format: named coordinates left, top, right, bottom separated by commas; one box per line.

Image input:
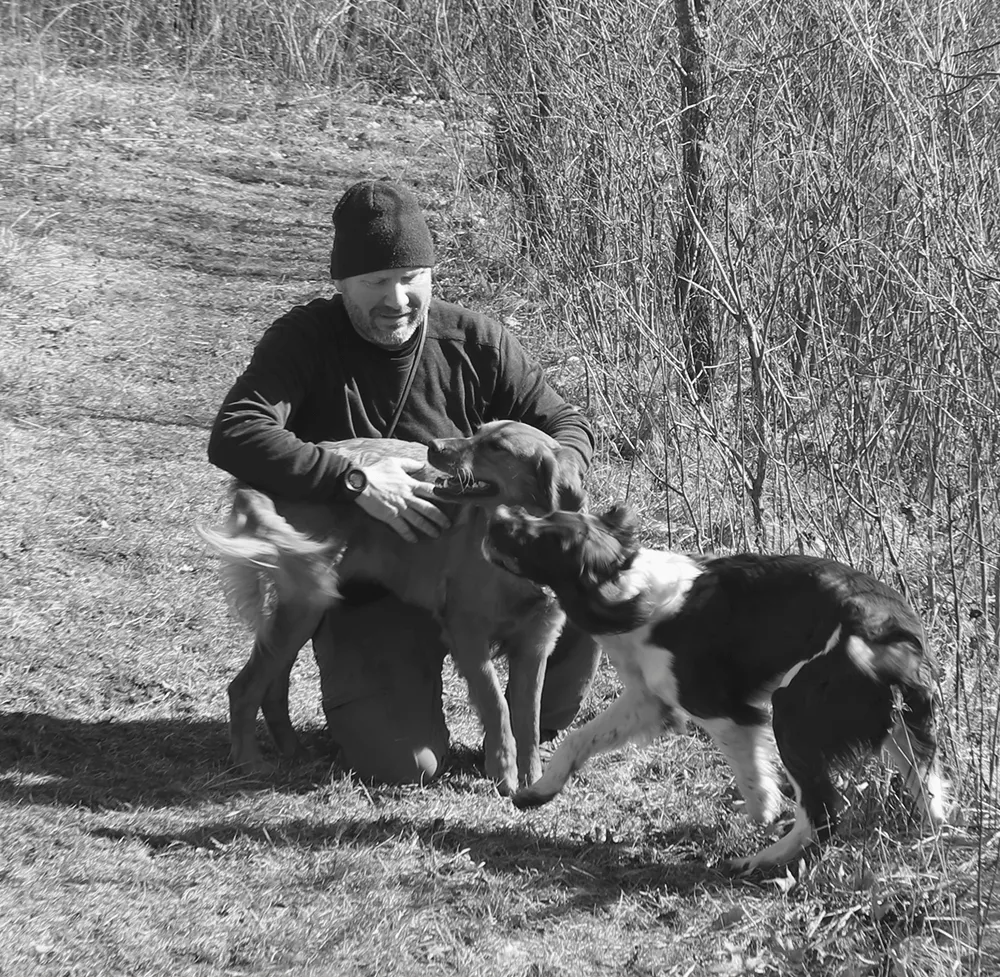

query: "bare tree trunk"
left=337, top=0, right=362, bottom=86
left=493, top=0, right=553, bottom=255
left=674, top=0, right=717, bottom=398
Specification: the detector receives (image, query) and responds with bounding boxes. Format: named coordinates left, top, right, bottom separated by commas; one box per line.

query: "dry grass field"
left=1, top=34, right=997, bottom=977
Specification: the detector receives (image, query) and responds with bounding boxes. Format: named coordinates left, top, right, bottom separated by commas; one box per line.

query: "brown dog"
left=199, top=420, right=585, bottom=793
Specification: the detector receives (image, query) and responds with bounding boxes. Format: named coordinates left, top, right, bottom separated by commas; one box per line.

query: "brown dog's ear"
left=532, top=448, right=587, bottom=513
left=554, top=449, right=586, bottom=512
left=600, top=504, right=638, bottom=548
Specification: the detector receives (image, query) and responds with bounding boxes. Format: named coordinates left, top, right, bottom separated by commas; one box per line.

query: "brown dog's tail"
left=197, top=488, right=340, bottom=633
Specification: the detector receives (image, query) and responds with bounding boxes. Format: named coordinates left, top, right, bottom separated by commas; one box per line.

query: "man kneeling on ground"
left=208, top=177, right=600, bottom=784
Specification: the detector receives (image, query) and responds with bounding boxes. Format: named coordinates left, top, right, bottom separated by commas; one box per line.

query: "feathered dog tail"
left=846, top=622, right=950, bottom=826
left=197, top=487, right=339, bottom=633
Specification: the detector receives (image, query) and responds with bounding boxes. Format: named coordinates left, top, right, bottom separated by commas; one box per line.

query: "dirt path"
left=0, top=64, right=477, bottom=760
left=1, top=69, right=458, bottom=426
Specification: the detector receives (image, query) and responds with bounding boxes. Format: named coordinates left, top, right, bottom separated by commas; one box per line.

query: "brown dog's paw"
left=485, top=764, right=518, bottom=798
left=482, top=743, right=518, bottom=797
left=230, top=752, right=278, bottom=777
left=494, top=777, right=518, bottom=798
left=518, top=763, right=543, bottom=791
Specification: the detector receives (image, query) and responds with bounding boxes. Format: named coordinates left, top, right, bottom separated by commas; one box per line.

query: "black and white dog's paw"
left=511, top=786, right=554, bottom=810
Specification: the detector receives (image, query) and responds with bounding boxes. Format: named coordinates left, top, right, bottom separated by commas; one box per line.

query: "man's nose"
left=383, top=282, right=408, bottom=309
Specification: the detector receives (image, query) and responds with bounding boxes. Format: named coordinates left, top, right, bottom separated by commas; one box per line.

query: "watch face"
left=346, top=469, right=367, bottom=492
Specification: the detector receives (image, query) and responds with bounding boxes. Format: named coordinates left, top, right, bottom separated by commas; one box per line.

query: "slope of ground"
left=0, top=52, right=992, bottom=977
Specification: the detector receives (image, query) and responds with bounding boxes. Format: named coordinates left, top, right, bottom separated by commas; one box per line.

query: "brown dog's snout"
left=427, top=437, right=462, bottom=464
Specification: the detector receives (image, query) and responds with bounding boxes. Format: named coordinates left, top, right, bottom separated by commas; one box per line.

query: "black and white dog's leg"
left=512, top=688, right=674, bottom=809
left=724, top=684, right=840, bottom=874
left=697, top=716, right=784, bottom=825
left=725, top=775, right=818, bottom=875
left=729, top=657, right=894, bottom=875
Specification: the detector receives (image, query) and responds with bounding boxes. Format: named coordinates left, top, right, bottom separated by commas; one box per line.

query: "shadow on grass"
left=91, top=811, right=731, bottom=901
left=0, top=711, right=333, bottom=808
left=2, top=711, right=738, bottom=898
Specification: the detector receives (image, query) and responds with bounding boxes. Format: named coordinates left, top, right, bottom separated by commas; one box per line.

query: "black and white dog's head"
left=485, top=504, right=656, bottom=634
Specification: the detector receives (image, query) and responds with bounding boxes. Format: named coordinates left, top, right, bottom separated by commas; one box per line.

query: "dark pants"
left=314, top=593, right=601, bottom=784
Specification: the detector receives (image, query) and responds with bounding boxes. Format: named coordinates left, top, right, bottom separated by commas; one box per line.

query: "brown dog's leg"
left=443, top=613, right=518, bottom=795
left=260, top=658, right=305, bottom=761
left=228, top=603, right=323, bottom=773
left=503, top=607, right=565, bottom=787
left=504, top=645, right=547, bottom=788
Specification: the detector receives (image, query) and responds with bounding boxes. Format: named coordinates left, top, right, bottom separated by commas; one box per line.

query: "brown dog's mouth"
left=433, top=474, right=497, bottom=499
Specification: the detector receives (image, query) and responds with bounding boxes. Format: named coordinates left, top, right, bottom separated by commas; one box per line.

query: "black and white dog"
left=485, top=504, right=949, bottom=873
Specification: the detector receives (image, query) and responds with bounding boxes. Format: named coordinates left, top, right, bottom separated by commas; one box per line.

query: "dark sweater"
left=207, top=295, right=594, bottom=501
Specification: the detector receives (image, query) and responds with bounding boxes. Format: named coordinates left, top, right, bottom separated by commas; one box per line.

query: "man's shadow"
left=1, top=710, right=737, bottom=900
left=91, top=811, right=730, bottom=906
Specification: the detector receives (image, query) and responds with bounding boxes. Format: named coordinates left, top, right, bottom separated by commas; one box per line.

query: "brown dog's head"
left=485, top=504, right=652, bottom=634
left=428, top=420, right=585, bottom=514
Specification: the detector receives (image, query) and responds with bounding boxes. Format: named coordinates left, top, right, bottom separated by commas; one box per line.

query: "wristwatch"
left=339, top=467, right=368, bottom=500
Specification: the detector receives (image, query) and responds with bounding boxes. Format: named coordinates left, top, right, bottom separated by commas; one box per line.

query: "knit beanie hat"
left=330, top=178, right=436, bottom=279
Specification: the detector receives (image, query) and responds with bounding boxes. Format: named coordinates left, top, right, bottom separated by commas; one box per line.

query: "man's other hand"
left=355, top=456, right=452, bottom=542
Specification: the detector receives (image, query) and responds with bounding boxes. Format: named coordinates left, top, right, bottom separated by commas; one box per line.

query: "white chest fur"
left=597, top=548, right=703, bottom=710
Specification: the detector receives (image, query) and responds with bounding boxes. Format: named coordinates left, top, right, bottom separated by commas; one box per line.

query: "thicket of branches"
left=6, top=0, right=999, bottom=673
left=468, top=0, right=1000, bottom=565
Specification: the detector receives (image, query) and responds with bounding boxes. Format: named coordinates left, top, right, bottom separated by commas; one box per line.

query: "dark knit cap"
left=330, top=178, right=435, bottom=279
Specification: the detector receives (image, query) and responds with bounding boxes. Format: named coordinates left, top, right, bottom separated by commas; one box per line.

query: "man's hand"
left=355, top=456, right=452, bottom=542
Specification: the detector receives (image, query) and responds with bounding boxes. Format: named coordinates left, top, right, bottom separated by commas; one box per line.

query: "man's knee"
left=326, top=699, right=449, bottom=785
left=540, top=623, right=602, bottom=734
left=313, top=595, right=450, bottom=784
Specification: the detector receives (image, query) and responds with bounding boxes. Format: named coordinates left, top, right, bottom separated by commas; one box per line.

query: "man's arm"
left=489, top=327, right=596, bottom=473
left=208, top=309, right=451, bottom=538
left=207, top=316, right=354, bottom=501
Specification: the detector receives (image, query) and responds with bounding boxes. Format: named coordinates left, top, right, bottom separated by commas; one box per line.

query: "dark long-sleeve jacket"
left=208, top=295, right=594, bottom=502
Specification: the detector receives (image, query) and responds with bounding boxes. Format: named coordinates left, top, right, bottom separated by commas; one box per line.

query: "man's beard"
left=342, top=293, right=426, bottom=349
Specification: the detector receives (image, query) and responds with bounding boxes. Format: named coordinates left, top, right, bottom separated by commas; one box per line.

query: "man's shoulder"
left=428, top=298, right=504, bottom=348
left=273, top=296, right=342, bottom=331
left=259, top=296, right=345, bottom=349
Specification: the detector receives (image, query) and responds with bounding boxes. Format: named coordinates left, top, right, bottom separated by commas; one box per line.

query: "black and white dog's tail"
left=858, top=627, right=947, bottom=826
left=819, top=619, right=947, bottom=829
